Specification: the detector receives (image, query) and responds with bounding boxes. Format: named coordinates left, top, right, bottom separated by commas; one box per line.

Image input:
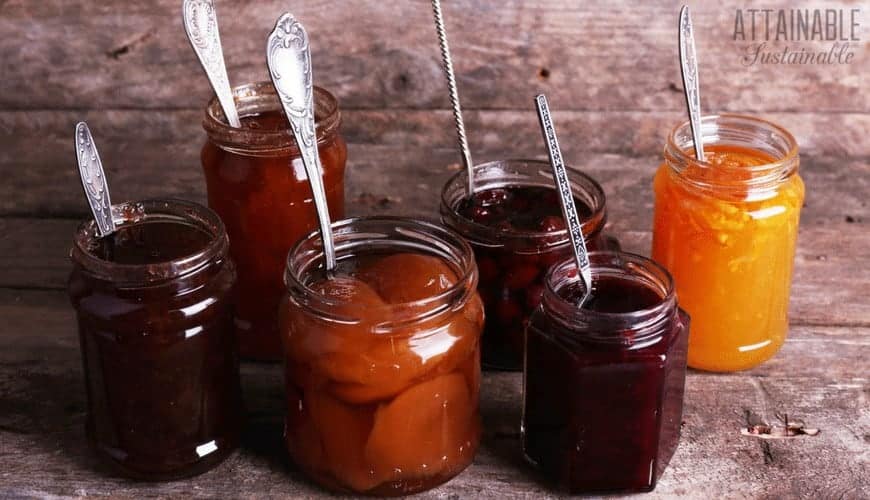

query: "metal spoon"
left=679, top=5, right=705, bottom=161
left=183, top=0, right=241, bottom=128
left=534, top=95, right=592, bottom=305
left=431, top=0, right=474, bottom=195
left=266, top=13, right=336, bottom=271
left=74, top=122, right=115, bottom=237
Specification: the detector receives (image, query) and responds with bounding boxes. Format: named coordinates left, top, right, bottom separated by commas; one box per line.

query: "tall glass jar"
left=201, top=81, right=347, bottom=360
left=652, top=114, right=804, bottom=372
left=440, top=159, right=611, bottom=370
left=523, top=252, right=689, bottom=493
left=280, top=217, right=483, bottom=495
left=68, top=199, right=242, bottom=480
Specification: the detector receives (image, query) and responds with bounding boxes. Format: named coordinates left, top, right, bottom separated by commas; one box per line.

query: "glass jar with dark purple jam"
left=440, top=159, right=613, bottom=370
left=68, top=199, right=243, bottom=480
left=522, top=251, right=689, bottom=494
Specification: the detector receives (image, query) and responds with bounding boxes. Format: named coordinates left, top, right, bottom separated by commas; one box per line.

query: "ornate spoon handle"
left=183, top=0, right=241, bottom=128
left=535, top=95, right=592, bottom=304
left=679, top=5, right=705, bottom=162
left=74, top=122, right=115, bottom=237
left=266, top=13, right=336, bottom=271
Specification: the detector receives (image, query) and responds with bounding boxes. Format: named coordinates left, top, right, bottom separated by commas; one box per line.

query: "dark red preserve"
left=522, top=251, right=689, bottom=493
left=68, top=199, right=243, bottom=480
left=440, top=159, right=613, bottom=370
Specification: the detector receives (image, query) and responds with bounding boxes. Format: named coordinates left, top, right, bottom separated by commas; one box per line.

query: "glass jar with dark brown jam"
left=440, top=159, right=613, bottom=370
left=68, top=199, right=243, bottom=480
left=522, top=251, right=689, bottom=493
left=201, top=81, right=347, bottom=360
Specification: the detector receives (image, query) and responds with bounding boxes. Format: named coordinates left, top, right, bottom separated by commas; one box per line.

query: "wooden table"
left=1, top=1, right=867, bottom=498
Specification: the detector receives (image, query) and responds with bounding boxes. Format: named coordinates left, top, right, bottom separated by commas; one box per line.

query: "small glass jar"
left=440, top=159, right=612, bottom=370
left=652, top=114, right=804, bottom=371
left=280, top=217, right=483, bottom=495
left=201, top=81, right=347, bottom=360
left=522, top=251, right=689, bottom=493
left=67, top=199, right=243, bottom=480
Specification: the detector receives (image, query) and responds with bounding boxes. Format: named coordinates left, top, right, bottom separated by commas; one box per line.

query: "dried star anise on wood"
left=741, top=412, right=820, bottom=440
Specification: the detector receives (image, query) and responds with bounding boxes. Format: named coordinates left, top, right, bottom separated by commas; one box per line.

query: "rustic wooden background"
left=0, top=0, right=867, bottom=498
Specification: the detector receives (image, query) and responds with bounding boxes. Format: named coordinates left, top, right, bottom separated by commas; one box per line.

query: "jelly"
left=68, top=200, right=242, bottom=480
left=523, top=252, right=689, bottom=493
left=201, top=81, right=347, bottom=360
left=280, top=218, right=482, bottom=495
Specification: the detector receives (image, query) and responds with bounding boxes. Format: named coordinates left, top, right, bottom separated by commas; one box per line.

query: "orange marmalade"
left=652, top=115, right=803, bottom=372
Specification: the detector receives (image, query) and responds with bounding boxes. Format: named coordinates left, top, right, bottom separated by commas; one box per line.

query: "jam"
left=441, top=160, right=611, bottom=371
left=652, top=115, right=803, bottom=371
left=522, top=252, right=689, bottom=493
left=201, top=82, right=347, bottom=360
left=68, top=200, right=242, bottom=480
left=280, top=218, right=482, bottom=495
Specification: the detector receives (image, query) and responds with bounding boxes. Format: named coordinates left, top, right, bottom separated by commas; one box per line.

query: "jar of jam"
left=280, top=217, right=483, bottom=495
left=652, top=114, right=804, bottom=371
left=522, top=251, right=689, bottom=493
left=201, top=81, right=347, bottom=360
left=67, top=199, right=243, bottom=480
left=440, top=159, right=612, bottom=370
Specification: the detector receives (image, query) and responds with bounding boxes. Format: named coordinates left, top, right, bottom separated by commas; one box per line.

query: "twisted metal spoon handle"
left=266, top=12, right=336, bottom=271
left=432, top=0, right=474, bottom=195
left=679, top=5, right=705, bottom=162
left=183, top=0, right=241, bottom=128
left=74, top=122, right=115, bottom=237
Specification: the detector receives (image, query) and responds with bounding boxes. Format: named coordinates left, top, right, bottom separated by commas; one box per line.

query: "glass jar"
left=67, top=199, right=243, bottom=480
left=652, top=114, right=804, bottom=372
left=280, top=217, right=483, bottom=495
left=522, top=251, right=689, bottom=493
left=201, top=81, right=347, bottom=360
left=440, top=159, right=612, bottom=370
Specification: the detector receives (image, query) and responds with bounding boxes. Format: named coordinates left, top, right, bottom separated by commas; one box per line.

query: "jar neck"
left=664, top=114, right=799, bottom=198
left=284, top=216, right=478, bottom=329
left=541, top=252, right=678, bottom=350
left=440, top=159, right=607, bottom=250
left=202, top=81, right=341, bottom=157
left=70, top=199, right=229, bottom=287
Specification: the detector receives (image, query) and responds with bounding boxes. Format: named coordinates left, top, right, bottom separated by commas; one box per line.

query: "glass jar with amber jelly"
left=201, top=81, right=347, bottom=360
left=279, top=217, right=483, bottom=496
left=652, top=114, right=804, bottom=371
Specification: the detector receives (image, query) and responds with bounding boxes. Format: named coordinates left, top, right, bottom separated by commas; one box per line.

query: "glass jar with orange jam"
left=201, top=81, right=347, bottom=360
left=652, top=114, right=804, bottom=371
left=279, top=217, right=482, bottom=495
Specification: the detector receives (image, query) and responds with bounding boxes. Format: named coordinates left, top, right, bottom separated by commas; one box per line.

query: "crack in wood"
left=106, top=30, right=155, bottom=60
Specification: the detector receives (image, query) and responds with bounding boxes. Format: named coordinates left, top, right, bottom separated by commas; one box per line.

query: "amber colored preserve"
left=652, top=115, right=803, bottom=372
left=201, top=82, right=346, bottom=360
left=279, top=218, right=482, bottom=495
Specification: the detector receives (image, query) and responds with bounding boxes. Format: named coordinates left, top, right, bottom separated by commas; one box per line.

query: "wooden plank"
left=0, top=289, right=867, bottom=499
left=0, top=1, right=866, bottom=112
left=1, top=109, right=868, bottom=217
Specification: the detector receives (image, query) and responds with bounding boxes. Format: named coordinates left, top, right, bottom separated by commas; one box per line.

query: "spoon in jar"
left=679, top=5, right=705, bottom=161
left=74, top=122, right=115, bottom=237
left=266, top=13, right=336, bottom=271
left=534, top=95, right=593, bottom=306
left=183, top=0, right=241, bottom=128
left=431, top=0, right=474, bottom=196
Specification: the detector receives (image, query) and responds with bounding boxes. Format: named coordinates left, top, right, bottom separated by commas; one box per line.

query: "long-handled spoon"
left=183, top=0, right=241, bottom=128
left=534, top=95, right=592, bottom=305
left=266, top=13, right=336, bottom=271
left=431, top=0, right=474, bottom=196
left=74, top=122, right=115, bottom=237
left=679, top=5, right=705, bottom=161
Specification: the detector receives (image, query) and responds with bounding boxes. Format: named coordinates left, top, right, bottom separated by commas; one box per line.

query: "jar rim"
left=70, top=198, right=229, bottom=285
left=439, top=158, right=607, bottom=248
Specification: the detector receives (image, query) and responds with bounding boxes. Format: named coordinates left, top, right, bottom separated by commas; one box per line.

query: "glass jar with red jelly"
left=440, top=159, right=611, bottom=370
left=280, top=217, right=483, bottom=495
left=522, top=251, right=689, bottom=493
left=67, top=199, right=243, bottom=480
left=201, top=81, right=347, bottom=360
